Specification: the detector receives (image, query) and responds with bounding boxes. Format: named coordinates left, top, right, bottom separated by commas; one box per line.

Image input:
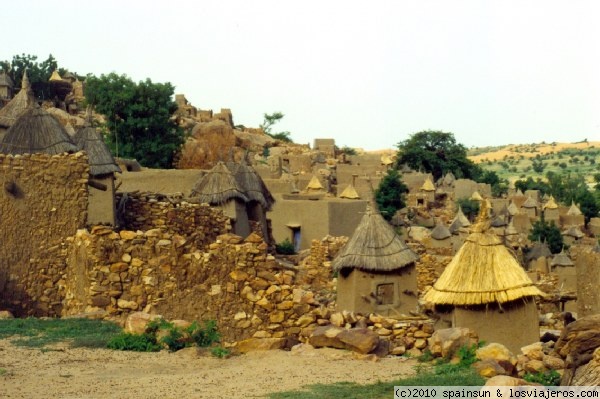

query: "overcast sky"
left=4, top=1, right=600, bottom=150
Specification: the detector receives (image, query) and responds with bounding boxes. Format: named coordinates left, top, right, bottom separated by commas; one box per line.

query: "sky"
left=3, top=1, right=600, bottom=150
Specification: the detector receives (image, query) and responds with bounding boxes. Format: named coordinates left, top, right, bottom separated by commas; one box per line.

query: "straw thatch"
left=332, top=206, right=418, bottom=273
left=551, top=251, right=574, bottom=267
left=522, top=196, right=538, bottom=208
left=431, top=222, right=452, bottom=240
left=442, top=172, right=455, bottom=186
left=190, top=161, right=248, bottom=205
left=225, top=160, right=275, bottom=210
left=562, top=225, right=584, bottom=239
left=452, top=205, right=471, bottom=227
left=424, top=201, right=543, bottom=305
left=544, top=196, right=558, bottom=210
left=0, top=71, right=36, bottom=128
left=421, top=177, right=435, bottom=192
left=567, top=201, right=582, bottom=216
left=507, top=201, right=519, bottom=216
left=339, top=184, right=360, bottom=199
left=471, top=191, right=483, bottom=201
left=0, top=107, right=77, bottom=155
left=515, top=189, right=525, bottom=197
left=0, top=71, right=13, bottom=87
left=526, top=241, right=551, bottom=262
left=306, top=175, right=324, bottom=191
left=490, top=215, right=507, bottom=228
left=504, top=221, right=518, bottom=236
left=73, top=126, right=121, bottom=176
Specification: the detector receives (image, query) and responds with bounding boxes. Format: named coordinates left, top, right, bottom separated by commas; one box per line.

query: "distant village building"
left=0, top=71, right=14, bottom=101
left=0, top=71, right=36, bottom=141
left=73, top=111, right=121, bottom=226
left=424, top=201, right=543, bottom=353
left=332, top=206, right=419, bottom=316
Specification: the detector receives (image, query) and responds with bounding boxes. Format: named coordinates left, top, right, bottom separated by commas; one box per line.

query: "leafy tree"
left=456, top=198, right=480, bottom=221
left=260, top=112, right=292, bottom=143
left=529, top=217, right=564, bottom=254
left=0, top=53, right=61, bottom=101
left=514, top=176, right=549, bottom=196
left=532, top=159, right=545, bottom=173
left=478, top=170, right=508, bottom=197
left=374, top=169, right=408, bottom=221
left=85, top=73, right=184, bottom=168
left=575, top=189, right=599, bottom=224
left=396, top=130, right=481, bottom=180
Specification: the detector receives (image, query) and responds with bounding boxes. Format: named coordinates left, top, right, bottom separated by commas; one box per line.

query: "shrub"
left=107, top=332, right=161, bottom=352
left=211, top=346, right=230, bottom=358
left=275, top=238, right=296, bottom=255
left=189, top=320, right=221, bottom=347
left=523, top=369, right=561, bottom=386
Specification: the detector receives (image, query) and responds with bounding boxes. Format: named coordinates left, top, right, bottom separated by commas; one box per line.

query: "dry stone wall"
left=0, top=153, right=89, bottom=316
left=118, top=192, right=230, bottom=250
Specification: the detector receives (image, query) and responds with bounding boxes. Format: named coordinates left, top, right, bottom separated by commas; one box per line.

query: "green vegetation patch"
left=0, top=318, right=122, bottom=349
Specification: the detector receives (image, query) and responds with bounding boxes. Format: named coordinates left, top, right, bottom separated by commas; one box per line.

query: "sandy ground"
left=0, top=339, right=417, bottom=399
left=469, top=141, right=600, bottom=163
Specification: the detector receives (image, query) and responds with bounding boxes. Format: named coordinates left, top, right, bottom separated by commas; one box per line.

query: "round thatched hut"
left=0, top=106, right=77, bottom=155
left=0, top=71, right=37, bottom=141
left=424, top=200, right=543, bottom=353
left=332, top=206, right=419, bottom=316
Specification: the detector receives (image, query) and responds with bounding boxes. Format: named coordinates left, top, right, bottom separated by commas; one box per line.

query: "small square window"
left=376, top=283, right=394, bottom=305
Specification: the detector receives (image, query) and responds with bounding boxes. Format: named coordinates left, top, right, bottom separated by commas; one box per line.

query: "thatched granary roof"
left=526, top=241, right=552, bottom=262
left=490, top=215, right=507, bottom=228
left=225, top=160, right=275, bottom=210
left=544, top=196, right=559, bottom=210
left=471, top=191, right=483, bottom=201
left=190, top=161, right=248, bottom=205
left=431, top=221, right=451, bottom=240
left=332, top=206, right=418, bottom=273
left=567, top=201, right=582, bottom=216
left=339, top=184, right=360, bottom=199
left=306, top=175, right=324, bottom=191
left=522, top=196, right=538, bottom=208
left=73, top=126, right=121, bottom=176
left=0, top=71, right=14, bottom=87
left=504, top=220, right=518, bottom=236
left=452, top=206, right=471, bottom=227
left=0, top=107, right=77, bottom=155
left=507, top=201, right=519, bottom=216
left=551, top=251, right=574, bottom=267
left=424, top=201, right=543, bottom=306
left=421, top=177, right=435, bottom=192
left=0, top=71, right=36, bottom=129
left=562, top=225, right=584, bottom=239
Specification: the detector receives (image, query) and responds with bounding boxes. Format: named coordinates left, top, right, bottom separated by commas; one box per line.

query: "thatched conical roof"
left=452, top=205, right=471, bottom=227
left=339, top=184, right=360, bottom=199
left=424, top=201, right=543, bottom=305
left=442, top=172, right=455, bottom=186
left=49, top=70, right=63, bottom=81
left=0, top=70, right=36, bottom=129
left=562, top=225, right=584, bottom=239
left=0, top=71, right=13, bottom=87
left=567, top=201, right=582, bottom=216
left=332, top=206, right=418, bottom=273
left=0, top=107, right=77, bottom=155
left=471, top=191, right=483, bottom=201
left=431, top=221, right=451, bottom=240
left=491, top=215, right=507, bottom=228
left=306, top=175, right=324, bottom=191
left=544, top=196, right=558, bottom=210
left=225, top=160, right=275, bottom=210
left=551, top=250, right=574, bottom=267
left=73, top=125, right=121, bottom=176
left=504, top=220, right=518, bottom=236
left=421, top=177, right=435, bottom=192
left=190, top=161, right=248, bottom=205
left=526, top=241, right=552, bottom=262
left=522, top=196, right=538, bottom=208
left=507, top=201, right=519, bottom=216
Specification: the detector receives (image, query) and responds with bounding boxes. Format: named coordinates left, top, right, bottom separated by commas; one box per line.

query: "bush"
left=211, top=346, right=230, bottom=358
left=275, top=238, right=296, bottom=255
left=523, top=369, right=561, bottom=386
left=189, top=320, right=221, bottom=347
left=107, top=332, right=161, bottom=352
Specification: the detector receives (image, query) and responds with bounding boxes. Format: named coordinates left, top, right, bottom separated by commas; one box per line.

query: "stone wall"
left=0, top=153, right=89, bottom=316
left=118, top=192, right=230, bottom=250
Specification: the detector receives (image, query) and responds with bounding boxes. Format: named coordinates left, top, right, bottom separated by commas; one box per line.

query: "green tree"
left=478, top=170, right=508, bottom=197
left=529, top=218, right=564, bottom=254
left=532, top=159, right=545, bottom=174
left=374, top=169, right=408, bottom=221
left=0, top=53, right=61, bottom=101
left=575, top=189, right=599, bottom=224
left=396, top=130, right=481, bottom=180
left=456, top=198, right=480, bottom=221
left=260, top=112, right=292, bottom=142
left=85, top=73, right=184, bottom=168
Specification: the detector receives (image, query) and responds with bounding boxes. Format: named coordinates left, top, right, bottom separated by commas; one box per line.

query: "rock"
left=543, top=355, right=565, bottom=370
left=413, top=330, right=430, bottom=338
left=337, top=328, right=379, bottom=354
left=569, top=347, right=600, bottom=386
left=554, top=314, right=600, bottom=385
left=119, top=230, right=138, bottom=240
left=125, top=312, right=163, bottom=334
left=330, top=312, right=344, bottom=327
left=406, top=347, right=422, bottom=357
left=352, top=353, right=379, bottom=362
left=117, top=299, right=139, bottom=310
left=309, top=326, right=346, bottom=349
left=521, top=342, right=544, bottom=360
left=171, top=319, right=192, bottom=330
left=476, top=343, right=514, bottom=363
left=391, top=345, right=406, bottom=356
left=0, top=310, right=14, bottom=319
left=371, top=339, right=390, bottom=357
left=523, top=359, right=547, bottom=373
left=473, top=359, right=509, bottom=378
left=237, top=338, right=286, bottom=353
left=484, top=375, right=540, bottom=386
left=428, top=327, right=478, bottom=359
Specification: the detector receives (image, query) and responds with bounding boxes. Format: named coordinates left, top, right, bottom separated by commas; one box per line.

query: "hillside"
left=468, top=141, right=600, bottom=182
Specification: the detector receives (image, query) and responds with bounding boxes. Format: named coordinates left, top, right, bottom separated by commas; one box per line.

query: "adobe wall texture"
left=0, top=153, right=89, bottom=316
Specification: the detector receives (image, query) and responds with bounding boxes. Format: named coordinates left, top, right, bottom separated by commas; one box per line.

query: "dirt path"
left=0, top=340, right=417, bottom=399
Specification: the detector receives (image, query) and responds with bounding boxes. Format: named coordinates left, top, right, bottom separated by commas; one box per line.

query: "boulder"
left=476, top=342, right=514, bottom=363
left=309, top=326, right=380, bottom=354
left=236, top=338, right=286, bottom=353
left=125, top=312, right=163, bottom=334
left=568, top=347, right=600, bottom=386
left=428, top=327, right=478, bottom=359
left=554, top=314, right=600, bottom=385
left=0, top=310, right=14, bottom=319
left=484, top=375, right=540, bottom=386
left=473, top=359, right=510, bottom=378
left=521, top=342, right=544, bottom=360
left=309, top=326, right=347, bottom=350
